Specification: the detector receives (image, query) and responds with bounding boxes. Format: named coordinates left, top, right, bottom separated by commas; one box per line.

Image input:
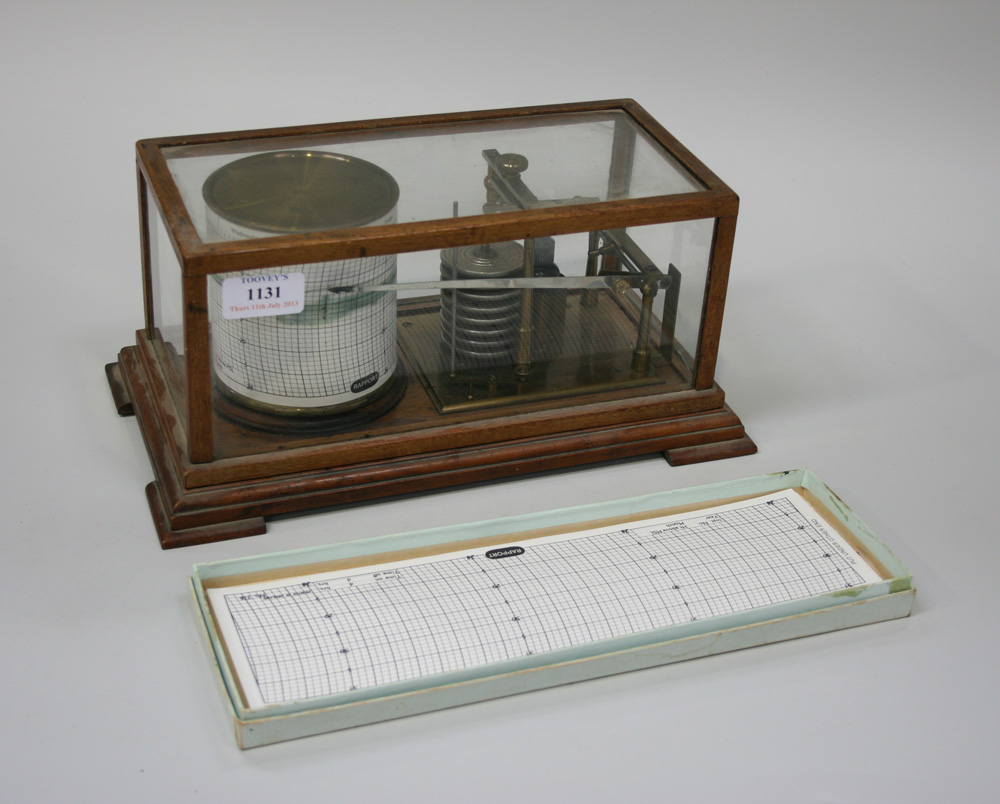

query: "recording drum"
left=203, top=150, right=400, bottom=419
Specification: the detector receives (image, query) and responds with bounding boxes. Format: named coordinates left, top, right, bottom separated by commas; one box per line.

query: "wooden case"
left=108, top=100, right=756, bottom=547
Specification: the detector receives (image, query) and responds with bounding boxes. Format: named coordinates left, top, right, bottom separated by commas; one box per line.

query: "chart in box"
left=208, top=489, right=882, bottom=709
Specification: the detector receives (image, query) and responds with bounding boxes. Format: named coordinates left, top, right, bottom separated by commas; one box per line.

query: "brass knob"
left=497, top=153, right=529, bottom=176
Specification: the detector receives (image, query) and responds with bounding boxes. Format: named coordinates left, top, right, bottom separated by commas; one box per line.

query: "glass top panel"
left=161, top=111, right=704, bottom=244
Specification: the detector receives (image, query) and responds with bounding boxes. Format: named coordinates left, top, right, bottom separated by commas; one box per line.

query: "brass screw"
left=498, top=153, right=529, bottom=176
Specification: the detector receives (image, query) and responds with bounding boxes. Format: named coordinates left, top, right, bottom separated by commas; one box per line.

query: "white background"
left=2, top=1, right=998, bottom=801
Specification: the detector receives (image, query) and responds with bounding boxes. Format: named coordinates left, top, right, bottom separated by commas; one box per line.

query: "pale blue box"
left=190, top=469, right=914, bottom=748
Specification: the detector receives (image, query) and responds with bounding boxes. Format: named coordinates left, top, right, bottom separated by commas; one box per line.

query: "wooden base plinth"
left=664, top=434, right=758, bottom=466
left=110, top=337, right=755, bottom=548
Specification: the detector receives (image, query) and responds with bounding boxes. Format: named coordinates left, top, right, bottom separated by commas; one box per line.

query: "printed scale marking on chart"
left=209, top=490, right=881, bottom=708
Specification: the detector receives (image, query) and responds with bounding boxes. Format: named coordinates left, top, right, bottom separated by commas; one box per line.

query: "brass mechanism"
left=392, top=150, right=682, bottom=413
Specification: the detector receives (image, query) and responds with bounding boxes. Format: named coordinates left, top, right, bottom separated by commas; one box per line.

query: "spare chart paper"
left=207, top=489, right=882, bottom=709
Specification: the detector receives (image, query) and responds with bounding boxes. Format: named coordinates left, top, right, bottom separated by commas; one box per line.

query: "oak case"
left=107, top=100, right=756, bottom=547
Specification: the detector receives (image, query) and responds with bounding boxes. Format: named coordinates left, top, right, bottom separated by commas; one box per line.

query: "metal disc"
left=441, top=242, right=525, bottom=279
left=203, top=150, right=400, bottom=233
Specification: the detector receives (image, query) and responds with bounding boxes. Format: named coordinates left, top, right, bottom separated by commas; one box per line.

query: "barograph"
left=107, top=100, right=755, bottom=547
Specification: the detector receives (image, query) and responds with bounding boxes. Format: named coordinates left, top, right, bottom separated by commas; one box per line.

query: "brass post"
left=631, top=278, right=657, bottom=376
left=515, top=237, right=535, bottom=381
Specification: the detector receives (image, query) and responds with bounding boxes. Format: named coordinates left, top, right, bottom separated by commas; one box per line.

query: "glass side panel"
left=146, top=194, right=187, bottom=427
left=628, top=218, right=715, bottom=375
left=205, top=220, right=712, bottom=460
left=161, top=111, right=704, bottom=244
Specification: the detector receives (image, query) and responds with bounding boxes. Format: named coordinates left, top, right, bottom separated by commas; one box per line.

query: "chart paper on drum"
left=206, top=489, right=882, bottom=709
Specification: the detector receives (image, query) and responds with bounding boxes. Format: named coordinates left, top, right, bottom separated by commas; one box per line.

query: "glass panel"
left=146, top=194, right=188, bottom=425
left=206, top=220, right=711, bottom=460
left=162, top=111, right=704, bottom=243
left=626, top=218, right=715, bottom=378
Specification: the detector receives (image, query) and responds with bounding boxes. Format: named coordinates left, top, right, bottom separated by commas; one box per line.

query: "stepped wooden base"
left=110, top=338, right=755, bottom=548
left=664, top=435, right=758, bottom=466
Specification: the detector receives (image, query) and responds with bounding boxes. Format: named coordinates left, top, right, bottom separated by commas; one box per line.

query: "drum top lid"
left=203, top=150, right=399, bottom=233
